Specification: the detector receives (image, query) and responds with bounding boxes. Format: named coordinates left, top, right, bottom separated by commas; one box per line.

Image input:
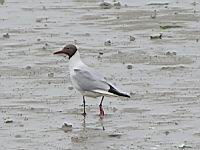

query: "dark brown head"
left=54, top=44, right=77, bottom=59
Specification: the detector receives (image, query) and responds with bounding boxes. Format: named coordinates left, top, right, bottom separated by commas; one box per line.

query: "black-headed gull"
left=54, top=44, right=130, bottom=116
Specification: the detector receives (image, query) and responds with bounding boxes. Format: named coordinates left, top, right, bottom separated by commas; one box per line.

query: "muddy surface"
left=0, top=0, right=200, bottom=149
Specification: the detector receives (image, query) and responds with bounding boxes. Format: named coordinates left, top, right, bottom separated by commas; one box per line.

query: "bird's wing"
left=74, top=67, right=105, bottom=82
left=72, top=66, right=130, bottom=97
left=72, top=67, right=110, bottom=92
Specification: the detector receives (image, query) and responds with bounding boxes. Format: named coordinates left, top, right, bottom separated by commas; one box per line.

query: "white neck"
left=68, top=50, right=83, bottom=70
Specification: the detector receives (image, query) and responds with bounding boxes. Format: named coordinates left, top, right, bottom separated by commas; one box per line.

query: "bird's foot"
left=82, top=112, right=86, bottom=117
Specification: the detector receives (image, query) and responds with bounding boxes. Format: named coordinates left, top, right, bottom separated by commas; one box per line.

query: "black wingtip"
left=121, top=93, right=131, bottom=98
left=108, top=84, right=130, bottom=98
left=125, top=94, right=131, bottom=98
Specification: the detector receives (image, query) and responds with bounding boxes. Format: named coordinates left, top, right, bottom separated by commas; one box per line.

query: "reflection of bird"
left=54, top=44, right=130, bottom=117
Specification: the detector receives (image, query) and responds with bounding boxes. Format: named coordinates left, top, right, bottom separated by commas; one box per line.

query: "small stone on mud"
left=68, top=86, right=73, bottom=90
left=99, top=52, right=104, bottom=55
left=99, top=2, right=112, bottom=9
left=166, top=51, right=171, bottom=55
left=165, top=131, right=170, bottom=135
left=151, top=10, right=157, bottom=19
left=48, top=72, right=54, bottom=78
left=178, top=143, right=192, bottom=149
left=3, top=33, right=10, bottom=38
left=172, top=52, right=176, bottom=55
left=85, top=33, right=90, bottom=36
left=114, top=2, right=121, bottom=9
left=174, top=12, right=178, bottom=15
left=25, top=66, right=31, bottom=70
left=104, top=40, right=111, bottom=46
left=127, top=64, right=133, bottom=69
left=165, top=51, right=176, bottom=56
left=150, top=33, right=162, bottom=39
left=113, top=107, right=118, bottom=112
left=15, top=134, right=22, bottom=138
left=191, top=2, right=198, bottom=6
left=108, top=133, right=122, bottom=138
left=36, top=18, right=43, bottom=23
left=62, top=123, right=72, bottom=132
left=130, top=36, right=135, bottom=41
left=24, top=117, right=28, bottom=121
left=160, top=25, right=182, bottom=29
left=42, top=6, right=46, bottom=10
left=5, top=119, right=13, bottom=123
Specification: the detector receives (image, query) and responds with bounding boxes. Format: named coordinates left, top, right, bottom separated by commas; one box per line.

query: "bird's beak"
left=53, top=49, right=67, bottom=58
left=53, top=50, right=64, bottom=55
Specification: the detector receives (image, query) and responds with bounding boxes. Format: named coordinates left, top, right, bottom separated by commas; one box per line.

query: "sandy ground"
left=1, top=0, right=200, bottom=149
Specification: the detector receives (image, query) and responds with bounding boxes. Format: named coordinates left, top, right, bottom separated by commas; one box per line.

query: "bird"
left=54, top=44, right=130, bottom=117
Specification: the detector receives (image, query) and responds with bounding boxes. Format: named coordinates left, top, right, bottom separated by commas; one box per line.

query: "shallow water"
left=0, top=0, right=200, bottom=149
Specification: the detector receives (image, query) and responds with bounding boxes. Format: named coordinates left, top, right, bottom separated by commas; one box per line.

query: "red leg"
left=99, top=96, right=105, bottom=116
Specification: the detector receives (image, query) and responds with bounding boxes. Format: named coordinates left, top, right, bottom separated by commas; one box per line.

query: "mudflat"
left=0, top=0, right=200, bottom=149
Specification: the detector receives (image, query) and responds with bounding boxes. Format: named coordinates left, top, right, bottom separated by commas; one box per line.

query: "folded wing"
left=72, top=67, right=130, bottom=97
left=72, top=68, right=110, bottom=92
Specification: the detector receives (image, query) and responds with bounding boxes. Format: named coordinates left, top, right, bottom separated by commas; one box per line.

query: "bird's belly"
left=82, top=91, right=103, bottom=98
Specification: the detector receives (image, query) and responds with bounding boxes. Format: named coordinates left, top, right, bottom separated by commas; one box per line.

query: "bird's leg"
left=99, top=96, right=105, bottom=116
left=82, top=96, right=86, bottom=117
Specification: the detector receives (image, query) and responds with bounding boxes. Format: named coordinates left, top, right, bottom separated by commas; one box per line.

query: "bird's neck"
left=69, top=50, right=83, bottom=69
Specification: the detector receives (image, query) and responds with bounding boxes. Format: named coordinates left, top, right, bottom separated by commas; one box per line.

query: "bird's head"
left=54, top=44, right=77, bottom=59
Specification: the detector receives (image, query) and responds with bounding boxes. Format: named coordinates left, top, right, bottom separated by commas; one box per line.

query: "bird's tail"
left=108, top=84, right=130, bottom=98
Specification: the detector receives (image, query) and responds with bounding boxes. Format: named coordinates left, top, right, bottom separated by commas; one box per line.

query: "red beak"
left=53, top=50, right=64, bottom=55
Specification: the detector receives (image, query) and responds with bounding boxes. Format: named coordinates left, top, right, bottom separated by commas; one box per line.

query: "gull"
left=54, top=44, right=130, bottom=116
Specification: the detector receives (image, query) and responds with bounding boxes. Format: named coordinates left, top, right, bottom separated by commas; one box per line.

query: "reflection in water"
left=72, top=116, right=106, bottom=149
left=99, top=117, right=105, bottom=130
left=0, top=0, right=5, bottom=5
left=81, top=115, right=105, bottom=131
left=82, top=116, right=86, bottom=131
